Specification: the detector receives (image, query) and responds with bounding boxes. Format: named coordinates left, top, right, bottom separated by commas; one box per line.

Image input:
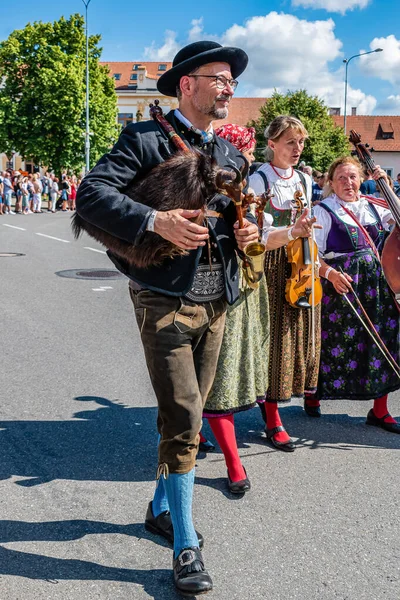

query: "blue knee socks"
left=152, top=475, right=170, bottom=517
left=164, top=469, right=199, bottom=558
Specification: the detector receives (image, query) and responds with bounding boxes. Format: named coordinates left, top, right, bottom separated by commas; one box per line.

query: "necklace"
left=270, top=164, right=294, bottom=179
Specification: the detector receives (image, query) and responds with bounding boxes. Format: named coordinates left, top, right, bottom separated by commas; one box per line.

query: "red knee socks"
left=373, top=394, right=396, bottom=424
left=207, top=414, right=246, bottom=482
left=265, top=402, right=291, bottom=444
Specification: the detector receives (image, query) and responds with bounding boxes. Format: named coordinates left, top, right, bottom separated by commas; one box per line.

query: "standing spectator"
left=68, top=176, right=77, bottom=211
left=50, top=177, right=60, bottom=212
left=312, top=172, right=326, bottom=204
left=21, top=177, right=30, bottom=214
left=360, top=170, right=377, bottom=196
left=32, top=173, right=43, bottom=213
left=3, top=171, right=14, bottom=214
left=61, top=176, right=70, bottom=211
left=14, top=175, right=24, bottom=214
left=0, top=173, right=4, bottom=215
left=27, top=175, right=35, bottom=212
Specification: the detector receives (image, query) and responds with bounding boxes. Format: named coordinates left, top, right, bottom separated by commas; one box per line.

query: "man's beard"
left=194, top=94, right=230, bottom=120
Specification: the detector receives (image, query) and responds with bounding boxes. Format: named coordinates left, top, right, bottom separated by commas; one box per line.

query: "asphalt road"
left=1, top=211, right=400, bottom=600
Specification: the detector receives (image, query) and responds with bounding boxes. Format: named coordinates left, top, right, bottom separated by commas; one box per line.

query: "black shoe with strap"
left=173, top=547, right=213, bottom=596
left=304, top=400, right=321, bottom=418
left=366, top=409, right=400, bottom=434
left=265, top=426, right=295, bottom=452
left=145, top=502, right=204, bottom=548
left=227, top=467, right=251, bottom=494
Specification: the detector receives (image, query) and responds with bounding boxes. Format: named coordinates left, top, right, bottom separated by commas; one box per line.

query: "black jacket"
left=76, top=111, right=254, bottom=304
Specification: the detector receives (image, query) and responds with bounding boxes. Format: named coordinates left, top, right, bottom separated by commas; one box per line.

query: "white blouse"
left=249, top=163, right=312, bottom=243
left=313, top=193, right=393, bottom=256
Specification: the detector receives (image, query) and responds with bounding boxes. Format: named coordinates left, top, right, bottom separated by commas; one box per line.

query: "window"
left=118, top=113, right=134, bottom=128
left=383, top=168, right=393, bottom=178
left=158, top=64, right=167, bottom=71
left=382, top=132, right=394, bottom=140
left=130, top=74, right=137, bottom=81
left=113, top=73, right=121, bottom=80
left=132, top=64, right=141, bottom=70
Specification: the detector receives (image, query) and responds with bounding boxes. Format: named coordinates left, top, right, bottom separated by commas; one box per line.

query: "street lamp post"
left=82, top=0, right=92, bottom=174
left=343, top=48, right=383, bottom=135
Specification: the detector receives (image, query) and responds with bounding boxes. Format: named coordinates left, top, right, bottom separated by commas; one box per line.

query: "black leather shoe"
left=366, top=409, right=400, bottom=434
left=304, top=401, right=321, bottom=418
left=199, top=439, right=215, bottom=452
left=145, top=502, right=204, bottom=548
left=265, top=426, right=295, bottom=452
left=227, top=467, right=251, bottom=494
left=173, top=547, right=213, bottom=596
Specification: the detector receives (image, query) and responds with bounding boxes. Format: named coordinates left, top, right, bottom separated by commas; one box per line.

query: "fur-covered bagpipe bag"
left=72, top=151, right=235, bottom=269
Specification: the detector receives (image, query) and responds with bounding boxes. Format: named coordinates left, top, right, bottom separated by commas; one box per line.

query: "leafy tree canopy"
left=249, top=90, right=350, bottom=172
left=0, top=14, right=119, bottom=174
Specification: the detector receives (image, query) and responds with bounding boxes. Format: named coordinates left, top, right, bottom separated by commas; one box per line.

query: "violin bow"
left=338, top=267, right=400, bottom=378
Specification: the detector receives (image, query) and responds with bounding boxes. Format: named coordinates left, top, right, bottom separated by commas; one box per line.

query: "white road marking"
left=35, top=233, right=70, bottom=243
left=92, top=286, right=114, bottom=292
left=84, top=246, right=107, bottom=254
left=2, top=224, right=26, bottom=231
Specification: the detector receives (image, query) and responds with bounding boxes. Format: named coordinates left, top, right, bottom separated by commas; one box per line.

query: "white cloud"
left=359, top=35, right=400, bottom=85
left=144, top=30, right=180, bottom=61
left=376, top=95, right=400, bottom=115
left=292, top=0, right=370, bottom=14
left=144, top=12, right=377, bottom=115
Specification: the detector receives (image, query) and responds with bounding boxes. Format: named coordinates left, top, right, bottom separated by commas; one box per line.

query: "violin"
left=349, top=130, right=400, bottom=295
left=285, top=190, right=322, bottom=309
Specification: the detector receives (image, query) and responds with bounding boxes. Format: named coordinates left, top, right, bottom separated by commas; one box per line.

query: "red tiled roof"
left=213, top=98, right=267, bottom=128
left=101, top=61, right=172, bottom=89
left=333, top=115, right=400, bottom=151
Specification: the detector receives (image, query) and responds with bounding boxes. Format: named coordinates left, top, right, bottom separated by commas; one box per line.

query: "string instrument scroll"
left=349, top=129, right=400, bottom=296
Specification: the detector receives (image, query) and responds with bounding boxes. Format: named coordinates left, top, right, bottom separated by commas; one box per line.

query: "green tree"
left=0, top=14, right=119, bottom=174
left=250, top=90, right=350, bottom=172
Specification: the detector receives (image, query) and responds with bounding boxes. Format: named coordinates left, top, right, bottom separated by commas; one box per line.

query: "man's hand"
left=153, top=209, right=209, bottom=250
left=292, top=208, right=322, bottom=239
left=233, top=219, right=259, bottom=250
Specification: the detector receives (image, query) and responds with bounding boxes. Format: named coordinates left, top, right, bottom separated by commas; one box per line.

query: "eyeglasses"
left=188, top=75, right=239, bottom=91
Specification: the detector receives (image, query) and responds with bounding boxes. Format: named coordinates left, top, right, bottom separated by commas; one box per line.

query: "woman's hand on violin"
left=291, top=208, right=322, bottom=239
left=234, top=219, right=259, bottom=250
left=329, top=270, right=353, bottom=295
left=154, top=209, right=209, bottom=250
left=371, top=165, right=388, bottom=184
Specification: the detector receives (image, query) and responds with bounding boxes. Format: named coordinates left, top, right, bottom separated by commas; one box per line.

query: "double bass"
left=349, top=129, right=400, bottom=296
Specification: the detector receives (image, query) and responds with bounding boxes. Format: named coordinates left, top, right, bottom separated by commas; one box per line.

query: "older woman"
left=249, top=115, right=321, bottom=450
left=312, top=156, right=400, bottom=431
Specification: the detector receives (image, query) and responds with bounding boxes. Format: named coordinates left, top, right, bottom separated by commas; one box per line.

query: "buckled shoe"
left=173, top=547, right=213, bottom=596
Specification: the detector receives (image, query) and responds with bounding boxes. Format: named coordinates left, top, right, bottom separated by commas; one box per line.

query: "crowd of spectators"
left=0, top=170, right=80, bottom=215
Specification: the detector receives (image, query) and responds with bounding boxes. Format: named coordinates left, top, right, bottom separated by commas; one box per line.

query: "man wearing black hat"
left=76, top=40, right=257, bottom=595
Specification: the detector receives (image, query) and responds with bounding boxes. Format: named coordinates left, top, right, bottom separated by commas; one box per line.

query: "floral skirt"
left=203, top=267, right=270, bottom=417
left=317, top=248, right=400, bottom=400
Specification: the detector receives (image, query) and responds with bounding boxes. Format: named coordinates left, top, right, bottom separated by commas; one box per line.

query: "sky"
left=1, top=0, right=398, bottom=115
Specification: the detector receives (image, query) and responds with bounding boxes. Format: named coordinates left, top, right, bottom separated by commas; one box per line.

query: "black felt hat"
left=157, top=41, right=248, bottom=97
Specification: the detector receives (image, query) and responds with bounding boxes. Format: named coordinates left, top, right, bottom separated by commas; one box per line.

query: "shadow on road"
left=0, top=545, right=187, bottom=600
left=0, top=396, right=398, bottom=490
left=0, top=396, right=159, bottom=487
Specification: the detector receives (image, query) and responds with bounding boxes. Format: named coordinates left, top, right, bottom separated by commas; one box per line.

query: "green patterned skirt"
left=203, top=265, right=270, bottom=416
